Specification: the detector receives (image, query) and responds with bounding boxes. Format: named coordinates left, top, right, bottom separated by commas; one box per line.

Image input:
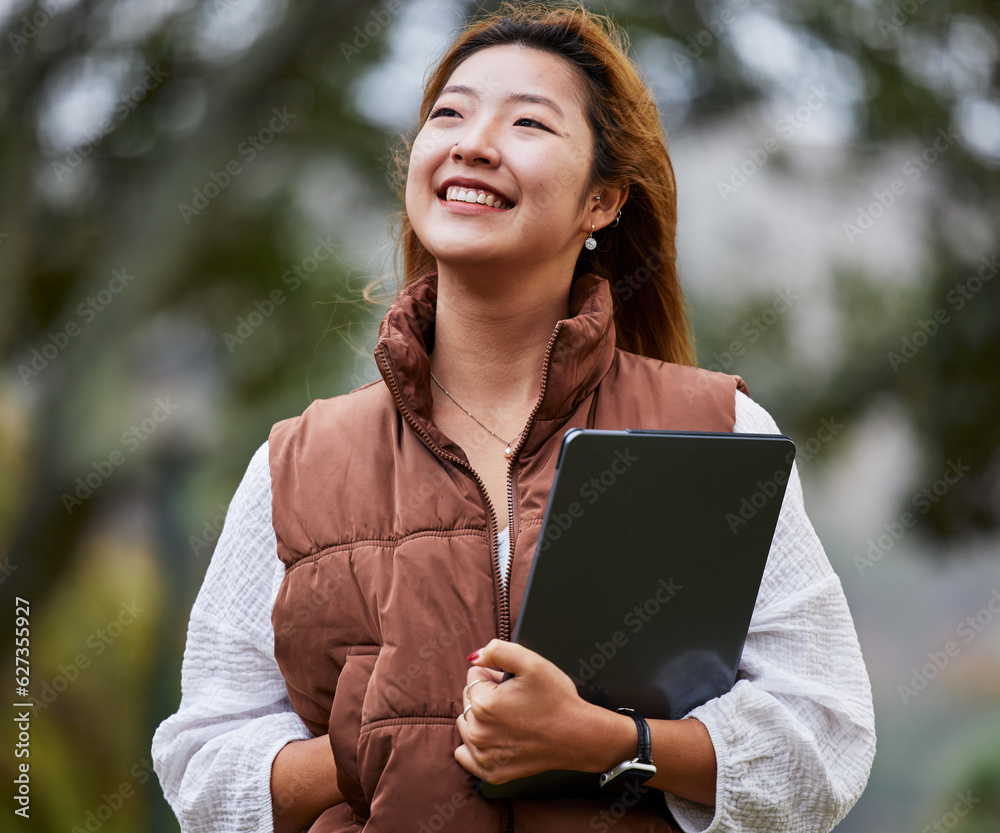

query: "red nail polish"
left=467, top=649, right=481, bottom=662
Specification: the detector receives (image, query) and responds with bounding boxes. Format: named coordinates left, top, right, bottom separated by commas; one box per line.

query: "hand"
left=455, top=639, right=619, bottom=784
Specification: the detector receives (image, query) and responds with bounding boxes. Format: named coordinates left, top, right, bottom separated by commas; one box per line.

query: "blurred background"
left=0, top=0, right=998, bottom=830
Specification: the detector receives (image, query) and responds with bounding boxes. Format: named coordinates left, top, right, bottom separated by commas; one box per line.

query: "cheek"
left=517, top=140, right=588, bottom=207
left=403, top=176, right=427, bottom=243
left=406, top=146, right=429, bottom=193
left=410, top=123, right=450, bottom=175
left=404, top=135, right=436, bottom=215
left=529, top=163, right=588, bottom=219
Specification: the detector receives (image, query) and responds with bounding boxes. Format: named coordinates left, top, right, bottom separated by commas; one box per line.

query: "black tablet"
left=480, top=428, right=795, bottom=799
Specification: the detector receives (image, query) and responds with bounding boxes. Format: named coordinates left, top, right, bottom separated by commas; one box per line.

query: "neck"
left=429, top=262, right=574, bottom=412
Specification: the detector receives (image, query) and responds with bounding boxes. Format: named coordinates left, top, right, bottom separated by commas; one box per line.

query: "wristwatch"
left=599, top=708, right=657, bottom=790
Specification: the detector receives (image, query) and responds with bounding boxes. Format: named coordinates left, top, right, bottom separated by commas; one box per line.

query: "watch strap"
left=616, top=707, right=653, bottom=764
left=599, top=708, right=657, bottom=790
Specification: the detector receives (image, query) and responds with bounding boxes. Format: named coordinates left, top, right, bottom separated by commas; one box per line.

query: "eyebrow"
left=438, top=84, right=565, bottom=118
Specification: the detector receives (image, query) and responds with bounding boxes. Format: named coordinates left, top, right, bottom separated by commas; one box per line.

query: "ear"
left=583, top=183, right=629, bottom=234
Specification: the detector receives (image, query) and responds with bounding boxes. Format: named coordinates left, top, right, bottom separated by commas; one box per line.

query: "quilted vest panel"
left=270, top=274, right=745, bottom=832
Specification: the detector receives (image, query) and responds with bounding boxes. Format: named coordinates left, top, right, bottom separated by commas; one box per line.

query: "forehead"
left=440, top=44, right=589, bottom=121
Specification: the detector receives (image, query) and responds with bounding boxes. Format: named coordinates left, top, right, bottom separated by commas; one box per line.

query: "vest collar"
left=374, top=272, right=617, bottom=463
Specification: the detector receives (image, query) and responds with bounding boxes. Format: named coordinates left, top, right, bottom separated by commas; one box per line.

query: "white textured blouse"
left=152, top=391, right=876, bottom=833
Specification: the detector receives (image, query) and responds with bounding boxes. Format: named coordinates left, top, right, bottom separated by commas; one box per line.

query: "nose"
left=450, top=119, right=499, bottom=166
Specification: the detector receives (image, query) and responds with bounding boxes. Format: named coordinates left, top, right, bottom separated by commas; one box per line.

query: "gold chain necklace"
left=430, top=372, right=524, bottom=458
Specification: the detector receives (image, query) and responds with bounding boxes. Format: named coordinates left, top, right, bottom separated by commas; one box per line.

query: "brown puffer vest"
left=270, top=273, right=747, bottom=832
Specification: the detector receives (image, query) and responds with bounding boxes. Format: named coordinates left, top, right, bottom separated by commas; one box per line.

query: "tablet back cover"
left=480, top=429, right=794, bottom=799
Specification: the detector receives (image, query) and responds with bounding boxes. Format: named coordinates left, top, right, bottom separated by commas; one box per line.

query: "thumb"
left=467, top=639, right=534, bottom=677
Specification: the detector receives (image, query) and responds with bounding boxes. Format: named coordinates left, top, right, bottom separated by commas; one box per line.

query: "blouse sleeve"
left=151, top=442, right=312, bottom=833
left=664, top=392, right=876, bottom=833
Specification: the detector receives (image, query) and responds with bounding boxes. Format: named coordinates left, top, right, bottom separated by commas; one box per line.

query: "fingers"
left=465, top=665, right=504, bottom=686
left=461, top=676, right=499, bottom=726
left=454, top=742, right=475, bottom=774
left=462, top=668, right=499, bottom=709
left=464, top=678, right=490, bottom=701
left=457, top=642, right=583, bottom=783
left=454, top=736, right=517, bottom=785
left=468, top=638, right=536, bottom=677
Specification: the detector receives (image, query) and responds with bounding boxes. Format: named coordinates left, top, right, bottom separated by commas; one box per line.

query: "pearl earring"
left=585, top=223, right=597, bottom=251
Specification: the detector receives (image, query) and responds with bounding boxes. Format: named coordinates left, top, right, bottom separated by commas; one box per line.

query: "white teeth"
left=444, top=186, right=511, bottom=209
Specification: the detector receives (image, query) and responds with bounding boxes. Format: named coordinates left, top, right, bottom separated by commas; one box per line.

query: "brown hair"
left=388, top=1, right=695, bottom=366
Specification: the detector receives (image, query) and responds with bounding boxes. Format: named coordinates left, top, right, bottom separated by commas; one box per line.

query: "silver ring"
left=462, top=703, right=473, bottom=719
left=465, top=679, right=488, bottom=699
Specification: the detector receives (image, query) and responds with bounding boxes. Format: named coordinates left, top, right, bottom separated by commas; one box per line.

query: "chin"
left=430, top=248, right=507, bottom=273
left=420, top=233, right=510, bottom=268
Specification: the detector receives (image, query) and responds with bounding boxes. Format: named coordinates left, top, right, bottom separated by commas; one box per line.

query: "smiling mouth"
left=442, top=186, right=514, bottom=210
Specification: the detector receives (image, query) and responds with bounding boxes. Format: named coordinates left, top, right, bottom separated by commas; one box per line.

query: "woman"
left=153, top=4, right=876, bottom=832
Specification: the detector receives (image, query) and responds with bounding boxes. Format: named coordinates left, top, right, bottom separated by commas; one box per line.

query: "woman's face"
left=405, top=45, right=599, bottom=276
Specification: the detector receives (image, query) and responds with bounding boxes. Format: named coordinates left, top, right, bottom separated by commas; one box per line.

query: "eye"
left=429, top=106, right=460, bottom=119
left=514, top=116, right=553, bottom=132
